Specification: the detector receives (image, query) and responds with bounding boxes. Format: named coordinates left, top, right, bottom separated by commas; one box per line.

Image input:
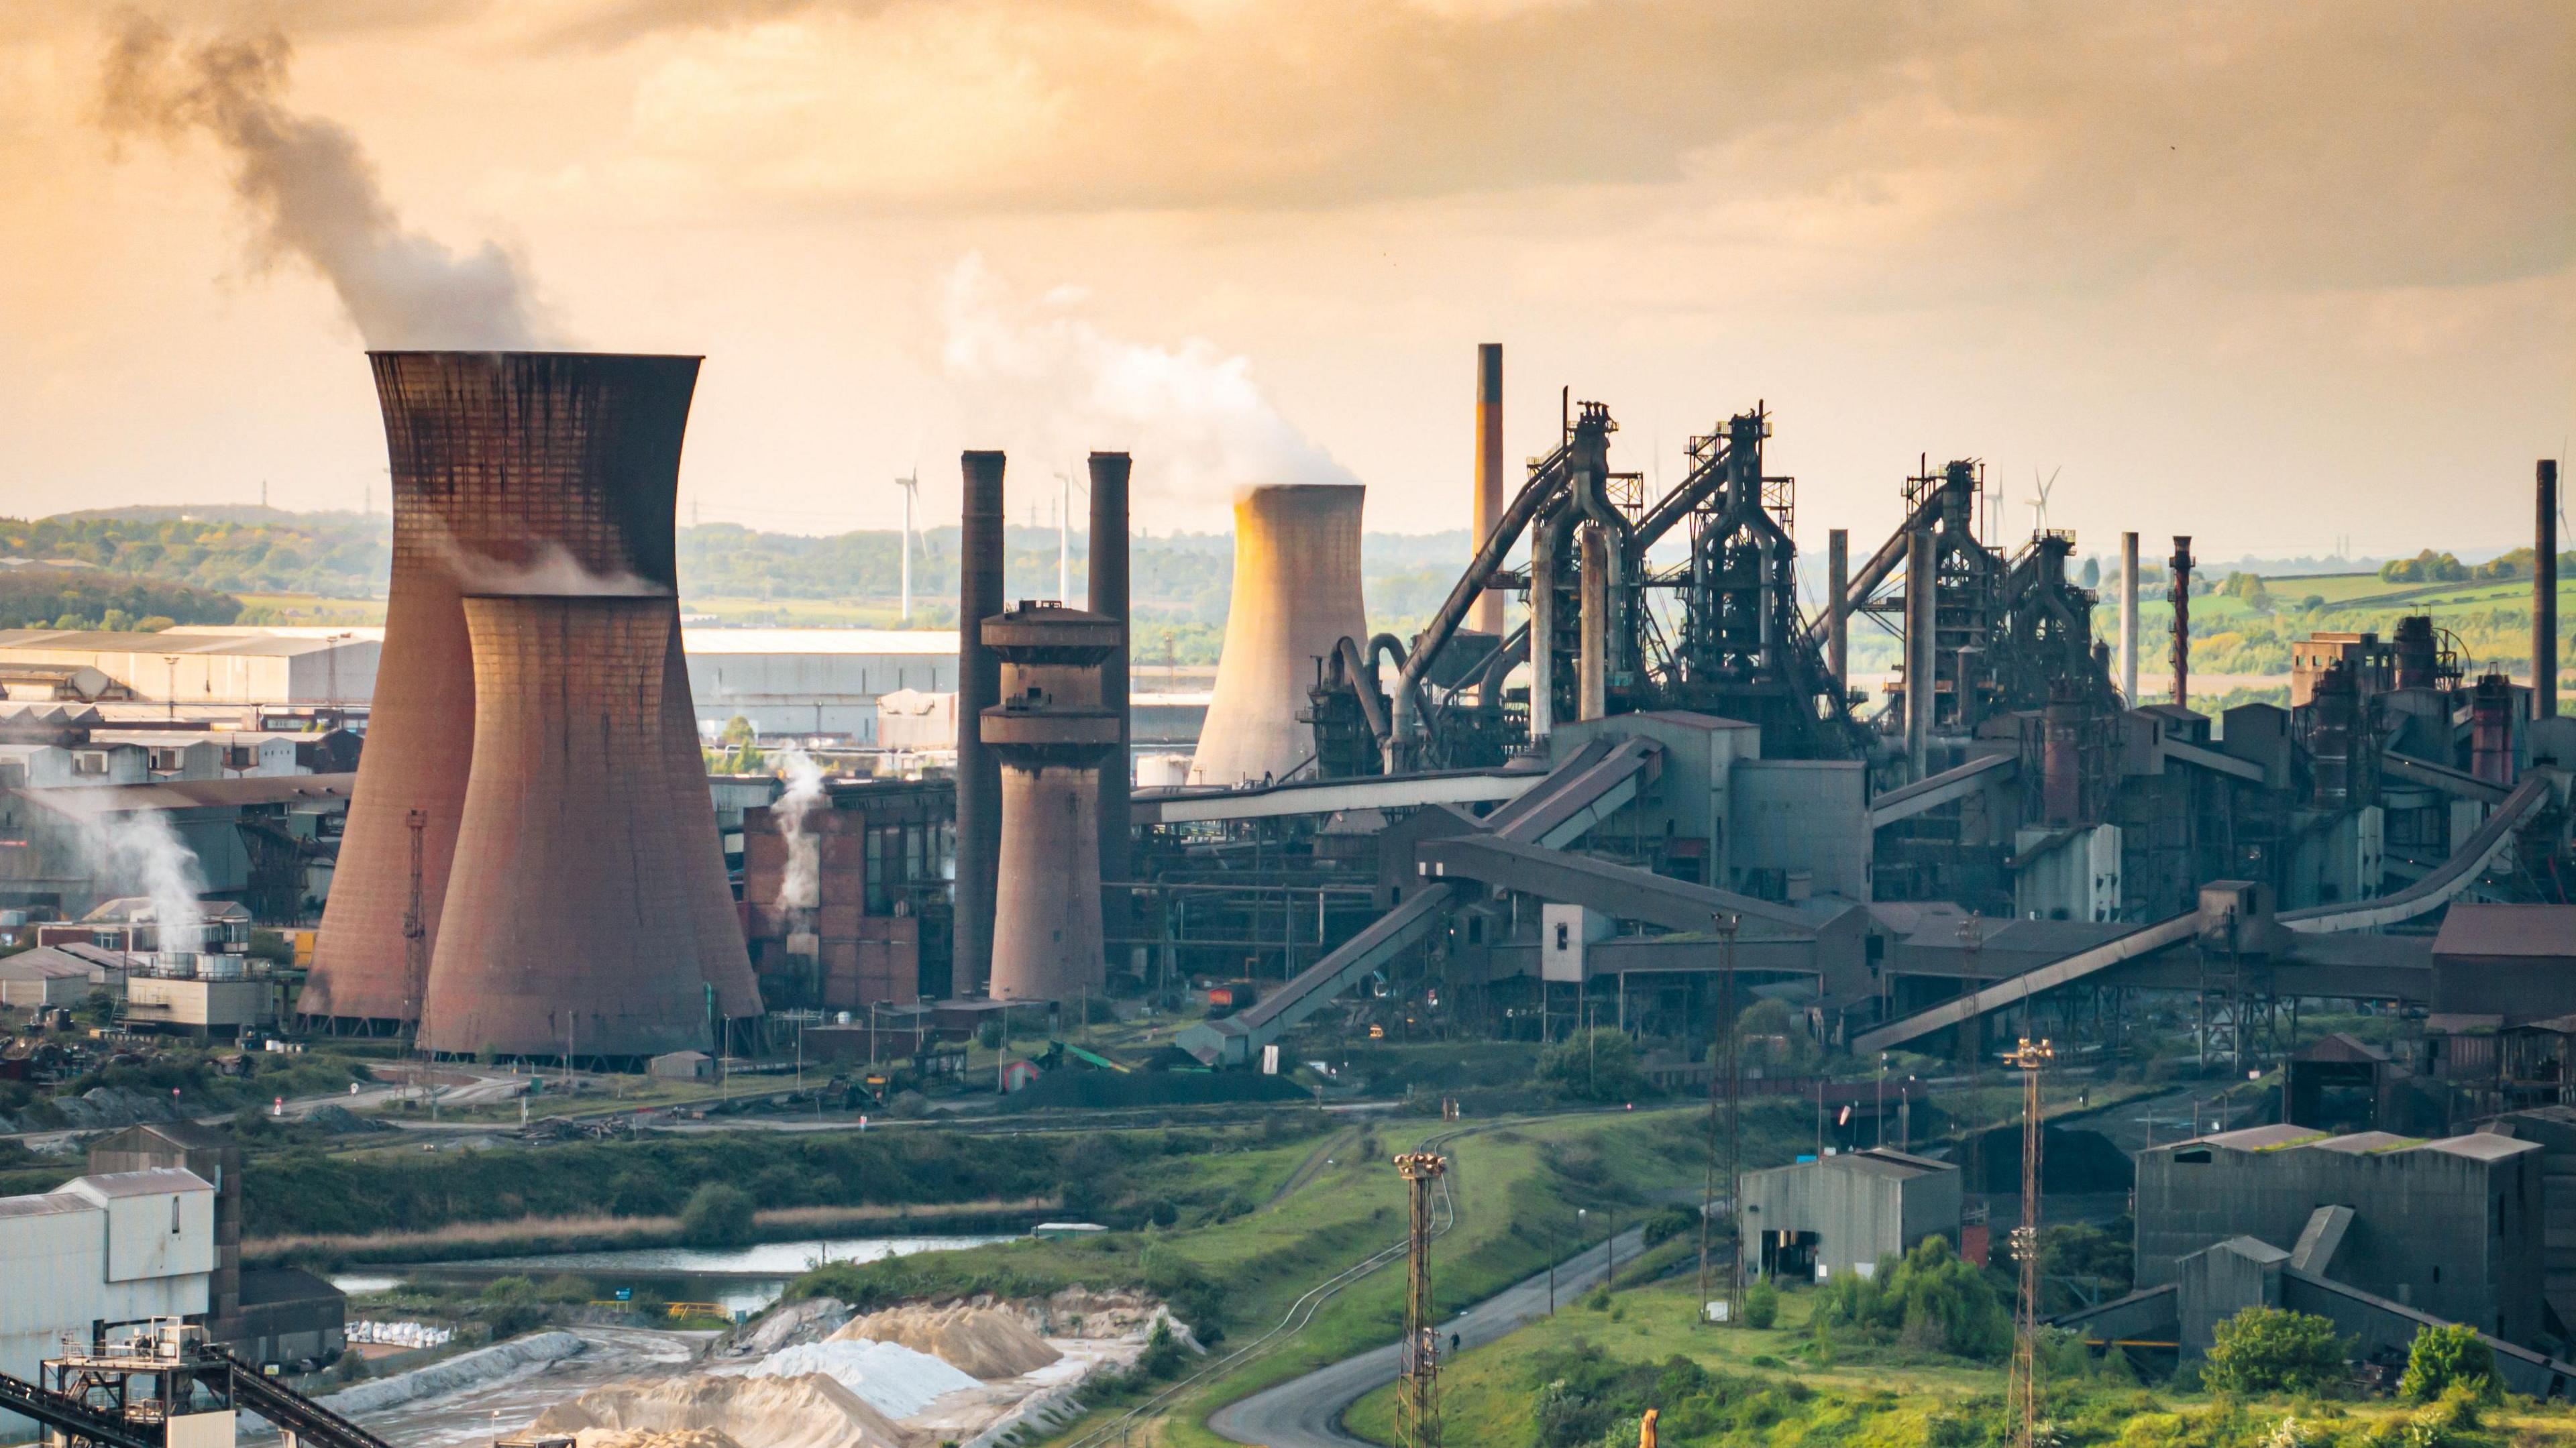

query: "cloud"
left=941, top=253, right=1361, bottom=521
left=97, top=11, right=555, bottom=349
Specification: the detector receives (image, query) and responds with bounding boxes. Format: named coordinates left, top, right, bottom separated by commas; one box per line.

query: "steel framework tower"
left=1395, top=1150, right=1449, bottom=1448
left=2003, top=1036, right=2053, bottom=1448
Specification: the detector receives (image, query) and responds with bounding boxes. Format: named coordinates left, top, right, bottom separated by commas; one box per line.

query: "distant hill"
left=3, top=510, right=388, bottom=599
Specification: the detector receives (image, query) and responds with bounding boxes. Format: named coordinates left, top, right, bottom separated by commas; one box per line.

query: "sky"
left=1, top=0, right=2569, bottom=557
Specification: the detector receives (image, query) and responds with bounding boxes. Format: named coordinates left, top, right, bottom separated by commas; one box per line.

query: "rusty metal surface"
left=300, top=351, right=751, bottom=1028
left=420, top=596, right=710, bottom=1059
left=1087, top=451, right=1132, bottom=931
left=983, top=602, right=1117, bottom=1003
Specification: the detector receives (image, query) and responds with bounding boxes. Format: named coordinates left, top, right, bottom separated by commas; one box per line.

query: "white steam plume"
left=99, top=14, right=550, bottom=350
left=772, top=743, right=825, bottom=913
left=78, top=810, right=209, bottom=955
left=941, top=254, right=1360, bottom=518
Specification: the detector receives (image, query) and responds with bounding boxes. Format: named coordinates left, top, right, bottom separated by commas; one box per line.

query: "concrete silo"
left=983, top=602, right=1120, bottom=1003
left=1190, top=484, right=1368, bottom=787
left=419, top=595, right=712, bottom=1060
left=297, top=351, right=759, bottom=1034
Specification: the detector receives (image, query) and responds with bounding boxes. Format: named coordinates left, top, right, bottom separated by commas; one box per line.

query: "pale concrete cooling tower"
left=1192, top=485, right=1368, bottom=787
left=297, top=351, right=759, bottom=1032
left=419, top=595, right=712, bottom=1060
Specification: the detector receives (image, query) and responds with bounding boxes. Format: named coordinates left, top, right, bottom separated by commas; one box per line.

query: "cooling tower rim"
left=368, top=349, right=704, bottom=363
left=1239, top=482, right=1366, bottom=495
left=458, top=588, right=678, bottom=603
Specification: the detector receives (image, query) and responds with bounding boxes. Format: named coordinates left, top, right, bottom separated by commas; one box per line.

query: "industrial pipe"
left=1473, top=345, right=1505, bottom=638
left=2539, top=459, right=2559, bottom=720
left=2120, top=532, right=2139, bottom=704
left=957, top=450, right=1008, bottom=995
left=1088, top=450, right=1132, bottom=943
left=2169, top=536, right=2194, bottom=709
left=1827, top=529, right=1849, bottom=701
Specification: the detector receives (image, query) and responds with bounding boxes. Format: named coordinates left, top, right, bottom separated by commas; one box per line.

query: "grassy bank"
left=248, top=1196, right=1056, bottom=1269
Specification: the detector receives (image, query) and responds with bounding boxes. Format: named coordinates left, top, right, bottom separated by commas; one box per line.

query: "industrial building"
left=686, top=628, right=959, bottom=740
left=740, top=773, right=955, bottom=1008
left=1739, top=1147, right=1962, bottom=1281
left=0, top=629, right=378, bottom=709
left=0, top=1167, right=215, bottom=1440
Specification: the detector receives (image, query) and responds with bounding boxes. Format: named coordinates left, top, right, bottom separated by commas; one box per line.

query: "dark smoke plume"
left=99, top=13, right=549, bottom=349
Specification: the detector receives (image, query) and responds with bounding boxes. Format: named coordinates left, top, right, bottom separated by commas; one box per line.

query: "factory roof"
left=680, top=628, right=958, bottom=655
left=58, top=1167, right=215, bottom=1200
left=0, top=630, right=370, bottom=658
left=0, top=1190, right=95, bottom=1221
left=23, top=773, right=356, bottom=817
left=2163, top=1125, right=2538, bottom=1162
left=82, top=897, right=254, bottom=925
left=2292, top=1032, right=2391, bottom=1064
left=0, top=946, right=99, bottom=981
left=2434, top=904, right=2576, bottom=960
left=240, top=1266, right=345, bottom=1308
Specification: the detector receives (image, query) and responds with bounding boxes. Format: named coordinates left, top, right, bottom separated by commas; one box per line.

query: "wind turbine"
left=894, top=469, right=920, bottom=622
left=2029, top=466, right=2060, bottom=537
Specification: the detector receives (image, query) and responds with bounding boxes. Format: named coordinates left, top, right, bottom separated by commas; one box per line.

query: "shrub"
left=679, top=1182, right=756, bottom=1247
left=2202, top=1306, right=2349, bottom=1396
left=1743, top=1279, right=1779, bottom=1330
left=478, top=1275, right=546, bottom=1338
left=2400, top=1323, right=2497, bottom=1404
left=1537, top=1029, right=1648, bottom=1103
left=1642, top=1205, right=1699, bottom=1247
left=1808, top=1235, right=2009, bottom=1361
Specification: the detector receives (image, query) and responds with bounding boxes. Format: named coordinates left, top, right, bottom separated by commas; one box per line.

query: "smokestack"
left=957, top=451, right=1008, bottom=996
left=2539, top=459, right=2559, bottom=720
left=1087, top=451, right=1132, bottom=951
left=983, top=603, right=1120, bottom=1003
left=2169, top=536, right=2194, bottom=708
left=299, top=352, right=755, bottom=1029
left=1904, top=524, right=1934, bottom=774
left=2120, top=532, right=2139, bottom=704
left=1827, top=528, right=1849, bottom=701
left=421, top=596, right=710, bottom=1060
left=2473, top=671, right=2516, bottom=785
left=1192, top=484, right=1367, bottom=787
left=1472, top=344, right=1505, bottom=638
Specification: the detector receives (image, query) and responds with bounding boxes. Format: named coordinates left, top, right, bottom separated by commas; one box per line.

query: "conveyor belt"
left=2282, top=774, right=2549, bottom=932
left=0, top=1369, right=158, bottom=1448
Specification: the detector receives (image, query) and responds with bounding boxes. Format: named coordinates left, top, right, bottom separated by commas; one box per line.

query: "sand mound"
left=533, top=1372, right=905, bottom=1448
left=586, top=1432, right=743, bottom=1448
left=745, top=1339, right=981, bottom=1416
left=830, top=1303, right=1062, bottom=1380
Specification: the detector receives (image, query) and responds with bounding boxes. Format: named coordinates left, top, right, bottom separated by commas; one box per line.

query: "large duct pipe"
left=1087, top=451, right=1132, bottom=946
left=1192, top=485, right=1366, bottom=786
left=956, top=451, right=1008, bottom=995
left=2120, top=531, right=2139, bottom=704
left=2169, top=536, right=2194, bottom=708
left=301, top=352, right=755, bottom=1029
left=1577, top=524, right=1609, bottom=721
left=421, top=596, right=710, bottom=1060
left=1473, top=345, right=1505, bottom=638
left=1827, top=528, right=1849, bottom=701
left=2539, top=459, right=2559, bottom=720
left=1904, top=525, right=1935, bottom=774
left=984, top=603, right=1120, bottom=1003
left=1526, top=509, right=1567, bottom=746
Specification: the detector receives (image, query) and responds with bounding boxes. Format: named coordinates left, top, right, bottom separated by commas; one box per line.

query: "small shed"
left=2286, top=1032, right=2393, bottom=1132
left=1739, top=1146, right=1962, bottom=1281
left=648, top=1050, right=712, bottom=1081
left=0, top=945, right=97, bottom=1007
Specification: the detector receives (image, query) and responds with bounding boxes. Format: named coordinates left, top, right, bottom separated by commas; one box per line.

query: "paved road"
left=1210, top=1227, right=1650, bottom=1448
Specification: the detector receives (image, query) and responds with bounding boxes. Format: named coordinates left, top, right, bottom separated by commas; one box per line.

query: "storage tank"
left=419, top=594, right=710, bottom=1060
left=298, top=351, right=758, bottom=1030
left=1191, top=485, right=1368, bottom=786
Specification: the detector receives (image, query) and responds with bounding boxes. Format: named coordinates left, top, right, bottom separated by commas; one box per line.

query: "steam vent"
left=1191, top=484, right=1368, bottom=786
left=421, top=596, right=712, bottom=1058
left=297, top=351, right=759, bottom=1041
left=983, top=601, right=1121, bottom=1003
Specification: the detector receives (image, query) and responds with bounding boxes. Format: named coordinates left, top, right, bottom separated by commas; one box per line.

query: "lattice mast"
left=1395, top=1150, right=1449, bottom=1448
left=1701, top=912, right=1743, bottom=1325
left=2003, top=1037, right=2053, bottom=1448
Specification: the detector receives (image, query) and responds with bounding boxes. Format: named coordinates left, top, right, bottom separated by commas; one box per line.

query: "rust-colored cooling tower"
left=298, top=352, right=758, bottom=1029
left=983, top=603, right=1120, bottom=1003
left=420, top=596, right=712, bottom=1059
left=1191, top=485, right=1368, bottom=787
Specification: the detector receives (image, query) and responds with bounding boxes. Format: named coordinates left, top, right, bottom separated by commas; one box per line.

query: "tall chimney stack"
left=1472, top=344, right=1505, bottom=637
left=1826, top=528, right=1849, bottom=700
left=1087, top=451, right=1132, bottom=954
left=2121, top=531, right=2139, bottom=703
left=2539, top=459, right=2559, bottom=720
left=956, top=451, right=1008, bottom=995
left=2169, top=536, right=2194, bottom=709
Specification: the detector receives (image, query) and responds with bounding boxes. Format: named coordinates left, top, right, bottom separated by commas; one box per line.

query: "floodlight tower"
left=2003, top=1036, right=2055, bottom=1448
left=895, top=471, right=921, bottom=622
left=1395, top=1150, right=1449, bottom=1448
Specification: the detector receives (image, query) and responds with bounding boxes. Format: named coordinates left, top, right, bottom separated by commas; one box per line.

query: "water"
left=339, top=1233, right=1013, bottom=1317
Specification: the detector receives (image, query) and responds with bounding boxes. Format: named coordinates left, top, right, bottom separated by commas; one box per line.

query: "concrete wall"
left=687, top=648, right=959, bottom=742
left=2014, top=824, right=2122, bottom=922
left=2136, top=1136, right=2546, bottom=1346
